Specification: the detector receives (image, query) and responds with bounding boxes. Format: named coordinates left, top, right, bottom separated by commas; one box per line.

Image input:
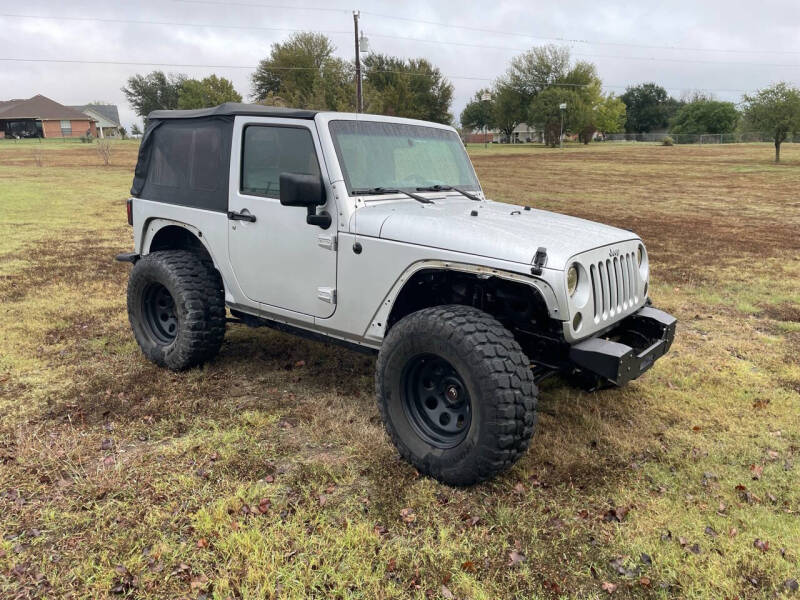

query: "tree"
left=529, top=88, right=586, bottom=146
left=363, top=54, right=453, bottom=124
left=504, top=45, right=571, bottom=97
left=594, top=94, right=627, bottom=135
left=459, top=89, right=494, bottom=131
left=131, top=123, right=143, bottom=137
left=621, top=83, right=681, bottom=133
left=251, top=32, right=353, bottom=110
left=122, top=71, right=186, bottom=118
left=742, top=82, right=800, bottom=162
left=492, top=45, right=571, bottom=136
left=491, top=83, right=526, bottom=138
left=670, top=99, right=739, bottom=135
left=178, top=75, right=242, bottom=109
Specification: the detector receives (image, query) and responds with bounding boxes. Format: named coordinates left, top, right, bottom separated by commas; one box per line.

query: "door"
left=228, top=121, right=337, bottom=318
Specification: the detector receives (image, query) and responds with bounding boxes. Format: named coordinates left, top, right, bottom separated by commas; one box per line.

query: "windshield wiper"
left=351, top=187, right=432, bottom=204
left=415, top=184, right=481, bottom=202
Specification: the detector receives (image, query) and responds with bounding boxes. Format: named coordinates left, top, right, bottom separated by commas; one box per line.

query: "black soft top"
left=131, top=103, right=318, bottom=212
left=147, top=102, right=318, bottom=120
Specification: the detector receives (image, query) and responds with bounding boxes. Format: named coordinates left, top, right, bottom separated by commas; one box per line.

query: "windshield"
left=328, top=120, right=480, bottom=195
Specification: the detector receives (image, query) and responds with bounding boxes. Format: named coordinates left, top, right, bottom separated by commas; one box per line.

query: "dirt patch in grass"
left=760, top=303, right=800, bottom=323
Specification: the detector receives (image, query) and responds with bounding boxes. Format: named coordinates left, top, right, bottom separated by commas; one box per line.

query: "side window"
left=241, top=126, right=321, bottom=198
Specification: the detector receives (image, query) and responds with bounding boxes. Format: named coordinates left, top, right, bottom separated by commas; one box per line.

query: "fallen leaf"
left=294, top=360, right=306, bottom=368
left=784, top=579, right=799, bottom=592
left=386, top=558, right=396, bottom=572
left=640, top=553, right=652, bottom=565
left=692, top=425, right=702, bottom=432
left=264, top=475, right=275, bottom=483
left=190, top=574, right=209, bottom=590
left=767, top=450, right=780, bottom=460
left=512, top=482, right=525, bottom=494
left=754, top=539, right=770, bottom=552
left=603, top=506, right=630, bottom=523
left=100, top=439, right=113, bottom=451
left=639, top=576, right=651, bottom=587
left=704, top=526, right=717, bottom=538
left=729, top=527, right=738, bottom=538
left=318, top=494, right=327, bottom=507
left=507, top=550, right=526, bottom=567
left=400, top=508, right=416, bottom=524
left=688, top=543, right=702, bottom=555
left=441, top=584, right=454, bottom=599
left=461, top=560, right=476, bottom=573
left=258, top=498, right=271, bottom=514
left=196, top=538, right=208, bottom=549
left=601, top=581, right=618, bottom=594
left=750, top=464, right=764, bottom=480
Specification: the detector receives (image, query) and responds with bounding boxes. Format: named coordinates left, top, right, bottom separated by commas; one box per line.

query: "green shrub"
left=662, top=136, right=674, bottom=146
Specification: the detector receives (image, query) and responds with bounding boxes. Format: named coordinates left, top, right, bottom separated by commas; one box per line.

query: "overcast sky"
left=1, top=0, right=798, bottom=129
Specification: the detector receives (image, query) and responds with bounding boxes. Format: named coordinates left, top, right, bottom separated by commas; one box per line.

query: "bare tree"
left=96, top=139, right=112, bottom=166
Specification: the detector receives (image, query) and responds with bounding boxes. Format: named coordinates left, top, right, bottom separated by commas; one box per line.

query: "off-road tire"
left=127, top=250, right=225, bottom=371
left=376, top=305, right=538, bottom=486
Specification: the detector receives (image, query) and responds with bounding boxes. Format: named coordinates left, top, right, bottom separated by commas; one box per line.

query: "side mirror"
left=279, top=172, right=330, bottom=229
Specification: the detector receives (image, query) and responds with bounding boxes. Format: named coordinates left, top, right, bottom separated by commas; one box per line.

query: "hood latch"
left=531, top=247, right=548, bottom=275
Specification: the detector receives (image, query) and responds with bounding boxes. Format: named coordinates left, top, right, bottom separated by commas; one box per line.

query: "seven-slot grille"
left=589, top=252, right=639, bottom=323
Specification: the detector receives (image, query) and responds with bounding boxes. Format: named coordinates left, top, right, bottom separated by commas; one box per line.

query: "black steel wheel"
left=127, top=250, right=226, bottom=371
left=142, top=282, right=178, bottom=344
left=376, top=305, right=538, bottom=486
left=402, top=354, right=471, bottom=448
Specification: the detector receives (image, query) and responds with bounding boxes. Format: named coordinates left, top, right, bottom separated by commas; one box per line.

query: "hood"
left=352, top=197, right=639, bottom=270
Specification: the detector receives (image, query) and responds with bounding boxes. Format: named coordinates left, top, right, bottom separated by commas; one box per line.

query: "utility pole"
left=353, top=11, right=363, bottom=113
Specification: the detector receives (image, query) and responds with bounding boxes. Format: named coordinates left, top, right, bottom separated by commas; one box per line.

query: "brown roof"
left=0, top=95, right=93, bottom=120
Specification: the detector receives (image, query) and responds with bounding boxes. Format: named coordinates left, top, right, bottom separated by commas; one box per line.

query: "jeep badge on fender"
left=116, top=103, right=676, bottom=486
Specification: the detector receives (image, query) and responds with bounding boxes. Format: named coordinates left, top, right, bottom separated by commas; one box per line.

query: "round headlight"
left=567, top=264, right=579, bottom=296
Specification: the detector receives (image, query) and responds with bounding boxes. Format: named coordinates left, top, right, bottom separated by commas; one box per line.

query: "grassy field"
left=0, top=140, right=798, bottom=599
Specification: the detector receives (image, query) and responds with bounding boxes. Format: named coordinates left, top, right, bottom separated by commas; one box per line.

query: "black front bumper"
left=568, top=307, right=677, bottom=386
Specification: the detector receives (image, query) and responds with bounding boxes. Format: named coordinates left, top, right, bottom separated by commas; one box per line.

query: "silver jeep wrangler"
left=117, top=103, right=676, bottom=486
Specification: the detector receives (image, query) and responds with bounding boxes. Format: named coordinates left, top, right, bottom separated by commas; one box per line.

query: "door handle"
left=228, top=210, right=256, bottom=223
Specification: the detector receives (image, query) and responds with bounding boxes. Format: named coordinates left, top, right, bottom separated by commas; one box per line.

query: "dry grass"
left=0, top=140, right=798, bottom=599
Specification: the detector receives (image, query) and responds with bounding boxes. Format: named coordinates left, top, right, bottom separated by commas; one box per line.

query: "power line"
left=0, top=57, right=763, bottom=94
left=3, top=13, right=799, bottom=70
left=172, top=0, right=800, bottom=57
left=0, top=13, right=350, bottom=35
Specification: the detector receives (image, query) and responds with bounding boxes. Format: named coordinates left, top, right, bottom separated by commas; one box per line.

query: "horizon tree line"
left=121, top=32, right=800, bottom=162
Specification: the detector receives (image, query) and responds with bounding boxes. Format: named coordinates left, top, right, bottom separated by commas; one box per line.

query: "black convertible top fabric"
left=130, top=116, right=234, bottom=212
left=147, top=102, right=318, bottom=120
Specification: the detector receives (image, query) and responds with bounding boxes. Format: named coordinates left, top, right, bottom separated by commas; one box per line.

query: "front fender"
left=363, top=259, right=561, bottom=342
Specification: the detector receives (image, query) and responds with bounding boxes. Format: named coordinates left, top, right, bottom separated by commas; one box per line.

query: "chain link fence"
left=602, top=132, right=798, bottom=144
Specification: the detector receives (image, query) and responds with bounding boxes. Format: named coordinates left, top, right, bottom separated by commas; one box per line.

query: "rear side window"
left=241, top=126, right=321, bottom=198
left=148, top=124, right=223, bottom=192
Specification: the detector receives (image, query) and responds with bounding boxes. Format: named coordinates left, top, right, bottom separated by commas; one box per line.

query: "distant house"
left=69, top=104, right=122, bottom=138
left=0, top=95, right=97, bottom=139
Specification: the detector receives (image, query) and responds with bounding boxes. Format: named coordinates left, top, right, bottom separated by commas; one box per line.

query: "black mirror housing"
left=279, top=173, right=326, bottom=208
left=279, top=172, right=331, bottom=229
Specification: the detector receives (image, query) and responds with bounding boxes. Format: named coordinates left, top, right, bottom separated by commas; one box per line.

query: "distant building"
left=0, top=95, right=97, bottom=139
left=68, top=104, right=122, bottom=138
